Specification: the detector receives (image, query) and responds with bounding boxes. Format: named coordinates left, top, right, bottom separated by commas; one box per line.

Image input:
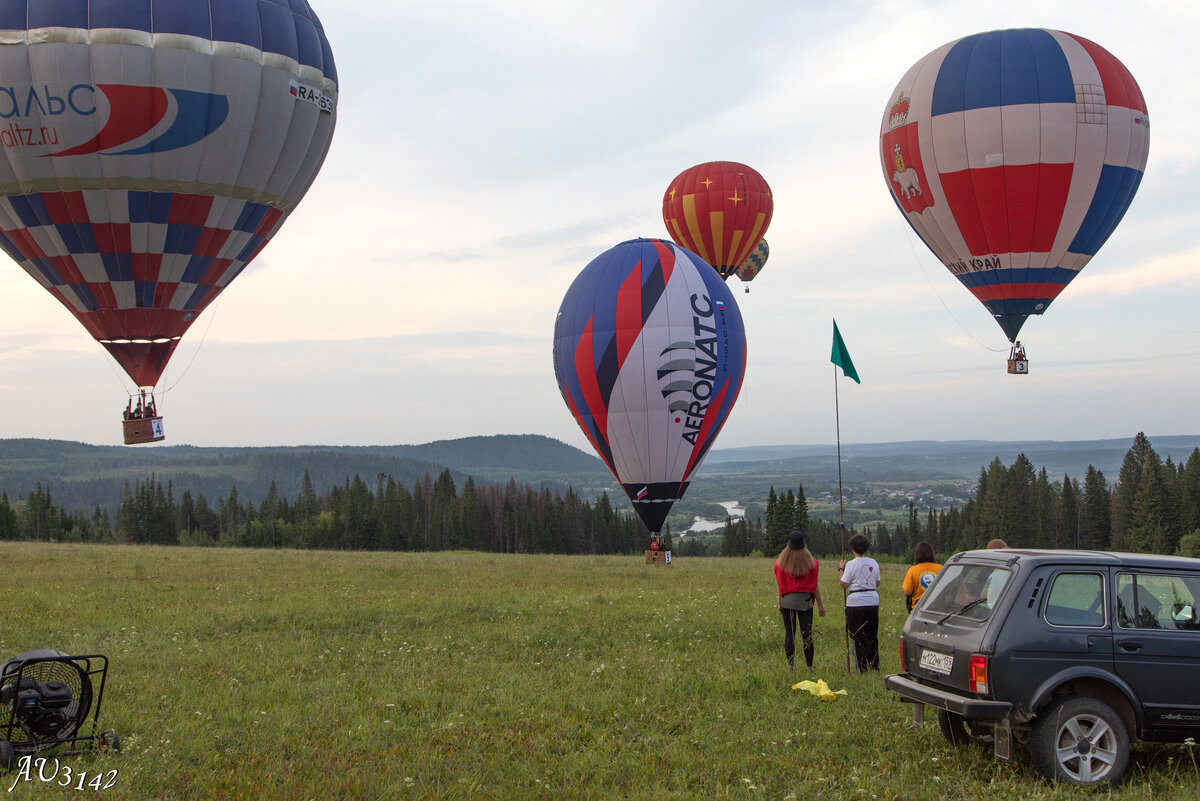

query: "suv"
left=886, top=549, right=1200, bottom=786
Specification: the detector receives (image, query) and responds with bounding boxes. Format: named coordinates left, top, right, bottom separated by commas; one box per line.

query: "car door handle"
left=1118, top=640, right=1143, bottom=652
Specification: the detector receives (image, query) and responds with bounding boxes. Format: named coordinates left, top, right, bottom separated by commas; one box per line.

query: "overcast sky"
left=1, top=0, right=1197, bottom=453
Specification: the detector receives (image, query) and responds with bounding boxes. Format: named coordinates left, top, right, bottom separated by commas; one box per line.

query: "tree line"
left=0, top=471, right=657, bottom=555
left=750, top=433, right=1200, bottom=560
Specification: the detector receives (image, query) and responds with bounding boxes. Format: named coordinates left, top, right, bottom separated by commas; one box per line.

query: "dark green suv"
left=886, top=549, right=1200, bottom=786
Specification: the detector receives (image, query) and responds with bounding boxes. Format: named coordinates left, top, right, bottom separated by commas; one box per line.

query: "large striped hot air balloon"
left=553, top=239, right=747, bottom=550
left=881, top=28, right=1148, bottom=369
left=0, top=0, right=337, bottom=441
left=662, top=161, right=772, bottom=280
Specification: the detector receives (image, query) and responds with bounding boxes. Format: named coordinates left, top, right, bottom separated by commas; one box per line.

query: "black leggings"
left=845, top=605, right=880, bottom=672
left=780, top=607, right=814, bottom=667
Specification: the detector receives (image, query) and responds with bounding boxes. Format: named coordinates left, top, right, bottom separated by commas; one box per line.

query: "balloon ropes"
left=553, top=239, right=747, bottom=554
left=662, top=161, right=773, bottom=280
left=880, top=28, right=1148, bottom=373
left=0, top=0, right=338, bottom=442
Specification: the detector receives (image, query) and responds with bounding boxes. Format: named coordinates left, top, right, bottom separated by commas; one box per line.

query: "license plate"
left=920, top=648, right=954, bottom=675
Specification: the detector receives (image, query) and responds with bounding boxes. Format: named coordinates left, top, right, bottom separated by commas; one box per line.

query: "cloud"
left=1069, top=245, right=1200, bottom=298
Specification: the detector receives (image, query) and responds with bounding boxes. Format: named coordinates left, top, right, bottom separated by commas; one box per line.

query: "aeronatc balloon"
left=553, top=239, right=747, bottom=541
left=0, top=0, right=337, bottom=439
left=881, top=29, right=1148, bottom=363
left=663, top=161, right=773, bottom=280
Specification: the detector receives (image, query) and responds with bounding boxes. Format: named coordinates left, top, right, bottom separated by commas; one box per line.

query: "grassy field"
left=0, top=543, right=1198, bottom=800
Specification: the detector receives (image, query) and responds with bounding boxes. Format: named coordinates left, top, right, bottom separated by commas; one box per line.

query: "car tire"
left=1030, top=696, right=1129, bottom=786
left=936, top=709, right=993, bottom=746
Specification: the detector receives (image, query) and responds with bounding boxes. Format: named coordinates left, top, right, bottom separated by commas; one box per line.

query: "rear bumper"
left=885, top=673, right=1012, bottom=720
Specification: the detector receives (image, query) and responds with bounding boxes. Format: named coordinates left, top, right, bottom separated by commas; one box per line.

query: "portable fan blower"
left=0, top=650, right=118, bottom=769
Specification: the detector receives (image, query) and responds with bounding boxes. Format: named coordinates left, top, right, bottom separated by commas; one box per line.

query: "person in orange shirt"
left=773, top=530, right=826, bottom=669
left=902, top=541, right=942, bottom=612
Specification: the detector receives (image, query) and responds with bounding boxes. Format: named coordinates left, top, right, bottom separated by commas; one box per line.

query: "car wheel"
left=1030, top=696, right=1129, bottom=786
left=936, top=709, right=993, bottom=746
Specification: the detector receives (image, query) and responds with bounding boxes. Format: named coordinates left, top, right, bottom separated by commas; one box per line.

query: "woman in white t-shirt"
left=838, top=532, right=881, bottom=672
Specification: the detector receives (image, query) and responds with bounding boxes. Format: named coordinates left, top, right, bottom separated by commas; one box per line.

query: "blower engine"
left=0, top=650, right=117, bottom=769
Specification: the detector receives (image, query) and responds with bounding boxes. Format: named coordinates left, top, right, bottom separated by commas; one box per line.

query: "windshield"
left=920, top=563, right=1011, bottom=622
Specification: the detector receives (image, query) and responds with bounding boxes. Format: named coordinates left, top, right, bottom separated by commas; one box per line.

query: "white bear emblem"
left=893, top=168, right=922, bottom=199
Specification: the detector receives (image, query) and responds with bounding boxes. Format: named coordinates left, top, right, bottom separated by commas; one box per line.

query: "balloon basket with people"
left=1006, top=342, right=1029, bottom=375
left=121, top=390, right=164, bottom=445
left=645, top=534, right=671, bottom=565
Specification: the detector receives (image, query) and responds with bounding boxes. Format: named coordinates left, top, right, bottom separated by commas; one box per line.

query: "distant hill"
left=699, top=436, right=1200, bottom=484
left=0, top=435, right=613, bottom=516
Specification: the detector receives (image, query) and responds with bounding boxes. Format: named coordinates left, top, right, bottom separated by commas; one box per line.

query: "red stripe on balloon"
left=940, top=163, right=1072, bottom=256
left=615, top=259, right=642, bottom=368
left=967, top=282, right=1070, bottom=302
left=1065, top=33, right=1146, bottom=113
left=572, top=318, right=609, bottom=446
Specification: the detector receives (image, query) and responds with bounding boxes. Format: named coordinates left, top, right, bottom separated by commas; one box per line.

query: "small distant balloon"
left=735, top=239, right=769, bottom=284
left=662, top=161, right=773, bottom=280
left=553, top=238, right=747, bottom=535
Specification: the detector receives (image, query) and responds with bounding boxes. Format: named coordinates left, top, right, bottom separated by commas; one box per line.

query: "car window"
left=921, top=563, right=1010, bottom=622
left=1117, top=572, right=1200, bottom=630
left=1044, top=572, right=1105, bottom=627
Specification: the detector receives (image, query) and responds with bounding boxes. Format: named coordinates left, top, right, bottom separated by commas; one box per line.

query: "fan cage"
left=0, top=652, right=108, bottom=756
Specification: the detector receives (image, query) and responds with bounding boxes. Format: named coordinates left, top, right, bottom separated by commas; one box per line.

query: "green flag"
left=831, top=320, right=860, bottom=384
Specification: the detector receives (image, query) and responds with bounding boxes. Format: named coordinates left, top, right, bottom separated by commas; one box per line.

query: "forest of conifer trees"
left=746, top=433, right=1200, bottom=560
left=1, top=434, right=1197, bottom=560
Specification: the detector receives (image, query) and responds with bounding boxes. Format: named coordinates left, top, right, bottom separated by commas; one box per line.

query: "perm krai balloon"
left=881, top=29, right=1148, bottom=342
left=553, top=239, right=747, bottom=534
left=0, top=0, right=338, bottom=387
left=663, top=161, right=773, bottom=280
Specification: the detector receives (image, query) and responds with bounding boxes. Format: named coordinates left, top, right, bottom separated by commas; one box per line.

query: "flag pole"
left=834, top=363, right=850, bottom=673
left=835, top=364, right=845, bottom=550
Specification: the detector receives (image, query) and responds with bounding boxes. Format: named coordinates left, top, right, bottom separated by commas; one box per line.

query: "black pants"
left=780, top=607, right=814, bottom=668
left=845, top=605, right=880, bottom=672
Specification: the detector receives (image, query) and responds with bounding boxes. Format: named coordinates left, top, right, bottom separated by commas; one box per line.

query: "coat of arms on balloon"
left=0, top=0, right=338, bottom=443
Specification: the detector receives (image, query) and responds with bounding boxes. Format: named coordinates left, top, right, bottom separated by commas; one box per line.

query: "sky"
left=0, top=0, right=1198, bottom=453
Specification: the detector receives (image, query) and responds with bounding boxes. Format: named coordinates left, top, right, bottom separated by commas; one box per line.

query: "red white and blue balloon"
left=881, top=29, right=1148, bottom=342
left=554, top=239, right=747, bottom=534
left=0, top=0, right=337, bottom=387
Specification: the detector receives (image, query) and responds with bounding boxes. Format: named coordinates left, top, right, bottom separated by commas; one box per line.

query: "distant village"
left=815, top=481, right=974, bottom=513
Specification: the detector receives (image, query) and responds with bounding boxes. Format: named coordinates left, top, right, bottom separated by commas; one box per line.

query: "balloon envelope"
left=880, top=29, right=1148, bottom=342
left=663, top=161, right=772, bottom=279
left=554, top=239, right=747, bottom=534
left=0, top=0, right=338, bottom=386
left=735, top=239, right=769, bottom=283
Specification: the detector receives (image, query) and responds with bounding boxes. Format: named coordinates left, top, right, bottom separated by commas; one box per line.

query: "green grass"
left=0, top=543, right=1198, bottom=799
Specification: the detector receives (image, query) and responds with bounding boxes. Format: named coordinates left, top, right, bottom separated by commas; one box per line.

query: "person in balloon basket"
left=773, top=530, right=826, bottom=670
left=838, top=533, right=880, bottom=672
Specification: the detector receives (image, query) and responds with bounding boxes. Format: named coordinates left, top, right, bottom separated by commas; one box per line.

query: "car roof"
left=946, top=549, right=1200, bottom=571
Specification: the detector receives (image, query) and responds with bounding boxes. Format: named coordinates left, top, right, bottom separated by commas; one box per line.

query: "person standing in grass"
left=902, top=541, right=942, bottom=613
left=838, top=533, right=881, bottom=672
left=774, top=530, right=826, bottom=670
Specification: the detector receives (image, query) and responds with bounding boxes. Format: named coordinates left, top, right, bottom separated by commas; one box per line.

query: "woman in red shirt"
left=773, top=530, right=826, bottom=669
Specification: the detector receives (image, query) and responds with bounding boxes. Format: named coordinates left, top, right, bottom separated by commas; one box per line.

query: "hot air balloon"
left=0, top=0, right=337, bottom=441
left=880, top=29, right=1148, bottom=372
left=663, top=161, right=773, bottom=280
left=734, top=239, right=769, bottom=292
left=553, top=238, right=747, bottom=555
